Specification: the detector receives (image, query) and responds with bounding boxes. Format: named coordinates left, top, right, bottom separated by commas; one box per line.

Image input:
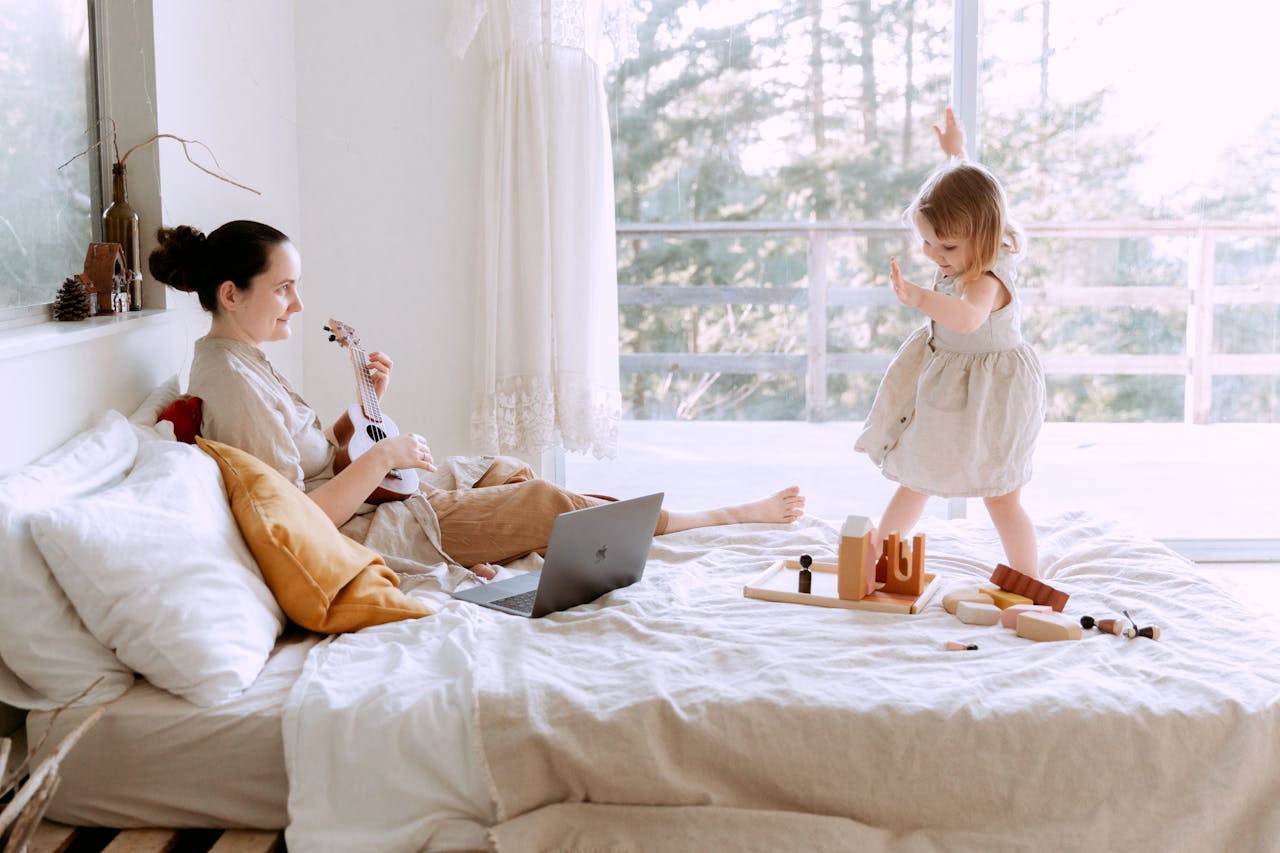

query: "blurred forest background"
left=0, top=1, right=97, bottom=311
left=607, top=0, right=1280, bottom=423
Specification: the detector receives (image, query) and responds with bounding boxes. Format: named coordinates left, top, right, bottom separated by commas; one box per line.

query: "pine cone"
left=53, top=276, right=91, bottom=321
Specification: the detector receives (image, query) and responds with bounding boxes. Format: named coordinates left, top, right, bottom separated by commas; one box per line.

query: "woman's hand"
left=366, top=351, right=394, bottom=399
left=468, top=563, right=498, bottom=580
left=931, top=106, right=965, bottom=159
left=379, top=431, right=437, bottom=473
left=890, top=257, right=926, bottom=309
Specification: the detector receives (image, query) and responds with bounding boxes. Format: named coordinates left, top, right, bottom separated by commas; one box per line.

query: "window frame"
left=0, top=0, right=107, bottom=329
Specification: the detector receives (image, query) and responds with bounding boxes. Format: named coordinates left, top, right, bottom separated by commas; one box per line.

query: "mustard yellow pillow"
left=196, top=437, right=432, bottom=634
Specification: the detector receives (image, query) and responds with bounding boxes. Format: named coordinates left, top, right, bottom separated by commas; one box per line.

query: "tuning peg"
left=328, top=335, right=336, bottom=342
left=323, top=325, right=331, bottom=331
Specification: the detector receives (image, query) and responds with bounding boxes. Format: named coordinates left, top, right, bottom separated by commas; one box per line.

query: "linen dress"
left=187, top=337, right=648, bottom=573
left=854, top=255, right=1045, bottom=498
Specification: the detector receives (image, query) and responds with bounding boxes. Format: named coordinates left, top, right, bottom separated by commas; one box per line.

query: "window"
left=0, top=0, right=102, bottom=319
left=568, top=0, right=1279, bottom=554
left=979, top=0, right=1280, bottom=425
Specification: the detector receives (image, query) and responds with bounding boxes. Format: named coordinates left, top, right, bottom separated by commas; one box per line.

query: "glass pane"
left=571, top=0, right=1280, bottom=547
left=0, top=0, right=99, bottom=311
left=978, top=0, right=1280, bottom=540
left=609, top=0, right=954, bottom=423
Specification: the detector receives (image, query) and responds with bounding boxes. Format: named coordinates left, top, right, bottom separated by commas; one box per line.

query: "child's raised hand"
left=890, top=257, right=925, bottom=309
left=931, top=107, right=965, bottom=159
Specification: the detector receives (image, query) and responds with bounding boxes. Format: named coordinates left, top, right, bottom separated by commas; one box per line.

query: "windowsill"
left=0, top=309, right=173, bottom=362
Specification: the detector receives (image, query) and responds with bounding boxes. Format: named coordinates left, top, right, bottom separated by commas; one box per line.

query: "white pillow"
left=0, top=410, right=139, bottom=709
left=31, top=439, right=287, bottom=707
left=128, top=374, right=183, bottom=427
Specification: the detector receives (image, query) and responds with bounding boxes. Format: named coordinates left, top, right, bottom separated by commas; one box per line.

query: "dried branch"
left=60, top=130, right=261, bottom=196
left=120, top=133, right=261, bottom=195
left=5, top=676, right=106, bottom=792
left=1, top=768, right=58, bottom=852
left=57, top=117, right=120, bottom=171
left=0, top=706, right=104, bottom=841
left=0, top=739, right=10, bottom=793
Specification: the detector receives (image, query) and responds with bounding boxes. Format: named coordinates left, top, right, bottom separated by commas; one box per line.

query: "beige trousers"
left=427, top=456, right=669, bottom=566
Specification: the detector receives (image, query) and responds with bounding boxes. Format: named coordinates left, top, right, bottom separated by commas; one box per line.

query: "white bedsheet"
left=282, top=513, right=1280, bottom=853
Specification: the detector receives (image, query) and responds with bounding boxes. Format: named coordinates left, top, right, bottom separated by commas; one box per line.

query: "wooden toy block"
left=882, top=533, right=926, bottom=597
left=956, top=600, right=1002, bottom=626
left=989, top=564, right=1069, bottom=612
left=837, top=516, right=876, bottom=601
left=999, top=603, right=1050, bottom=629
left=1015, top=611, right=1083, bottom=642
left=942, top=589, right=994, bottom=615
left=743, top=558, right=940, bottom=614
left=983, top=588, right=1035, bottom=610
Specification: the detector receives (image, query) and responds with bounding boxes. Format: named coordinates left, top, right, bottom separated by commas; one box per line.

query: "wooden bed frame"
left=28, top=823, right=282, bottom=853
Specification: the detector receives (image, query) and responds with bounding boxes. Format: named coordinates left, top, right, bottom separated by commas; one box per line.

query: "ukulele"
left=324, top=318, right=419, bottom=503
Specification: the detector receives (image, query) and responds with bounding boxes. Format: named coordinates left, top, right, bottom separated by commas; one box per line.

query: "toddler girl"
left=854, top=108, right=1046, bottom=576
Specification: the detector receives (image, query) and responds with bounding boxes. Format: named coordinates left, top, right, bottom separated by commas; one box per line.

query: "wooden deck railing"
left=617, top=220, right=1280, bottom=424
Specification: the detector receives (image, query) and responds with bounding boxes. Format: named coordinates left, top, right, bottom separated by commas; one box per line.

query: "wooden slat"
left=101, top=828, right=179, bottom=853
left=24, top=821, right=78, bottom=853
left=206, top=829, right=283, bottom=853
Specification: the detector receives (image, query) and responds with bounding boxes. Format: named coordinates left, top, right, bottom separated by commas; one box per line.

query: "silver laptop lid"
left=529, top=491, right=664, bottom=617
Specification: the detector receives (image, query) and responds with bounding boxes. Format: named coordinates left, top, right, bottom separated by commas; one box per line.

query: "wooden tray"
left=743, top=558, right=940, bottom=614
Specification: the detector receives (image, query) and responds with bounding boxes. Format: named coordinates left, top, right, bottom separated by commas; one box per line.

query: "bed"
left=4, top=382, right=1280, bottom=853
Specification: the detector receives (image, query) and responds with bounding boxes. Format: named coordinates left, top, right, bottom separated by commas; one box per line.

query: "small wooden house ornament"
left=84, top=243, right=128, bottom=314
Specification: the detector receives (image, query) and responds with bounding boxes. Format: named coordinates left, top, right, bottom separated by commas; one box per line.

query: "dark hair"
left=148, top=220, right=291, bottom=313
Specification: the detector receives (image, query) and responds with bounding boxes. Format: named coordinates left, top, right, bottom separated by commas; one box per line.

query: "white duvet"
left=282, top=512, right=1280, bottom=853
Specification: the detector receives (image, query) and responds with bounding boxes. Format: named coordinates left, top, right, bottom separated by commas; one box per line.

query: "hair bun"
left=148, top=225, right=208, bottom=292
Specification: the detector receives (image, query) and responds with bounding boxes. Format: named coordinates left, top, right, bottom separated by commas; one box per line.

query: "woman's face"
left=214, top=241, right=303, bottom=345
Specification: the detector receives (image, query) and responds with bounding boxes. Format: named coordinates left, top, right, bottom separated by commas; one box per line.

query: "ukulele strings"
left=351, top=345, right=384, bottom=424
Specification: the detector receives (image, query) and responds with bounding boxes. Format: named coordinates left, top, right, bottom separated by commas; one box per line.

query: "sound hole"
left=365, top=424, right=387, bottom=442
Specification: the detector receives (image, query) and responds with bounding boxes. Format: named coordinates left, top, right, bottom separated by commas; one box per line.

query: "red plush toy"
left=157, top=395, right=203, bottom=444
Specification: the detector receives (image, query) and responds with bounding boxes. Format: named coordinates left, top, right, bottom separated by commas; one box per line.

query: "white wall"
left=150, top=0, right=305, bottom=386
left=293, top=2, right=485, bottom=459
left=0, top=1, right=486, bottom=474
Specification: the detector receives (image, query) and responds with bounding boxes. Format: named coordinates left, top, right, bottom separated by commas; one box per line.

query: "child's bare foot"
left=727, top=486, right=805, bottom=524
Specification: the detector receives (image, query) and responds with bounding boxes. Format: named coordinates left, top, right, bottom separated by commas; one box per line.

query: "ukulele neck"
left=349, top=346, right=384, bottom=423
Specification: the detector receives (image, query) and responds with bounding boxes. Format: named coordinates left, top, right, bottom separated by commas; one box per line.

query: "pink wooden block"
left=999, top=603, right=1050, bottom=629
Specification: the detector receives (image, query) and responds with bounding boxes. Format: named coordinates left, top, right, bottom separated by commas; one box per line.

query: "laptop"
left=451, top=492, right=664, bottom=618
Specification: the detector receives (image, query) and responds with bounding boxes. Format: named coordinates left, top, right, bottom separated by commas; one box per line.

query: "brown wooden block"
left=882, top=533, right=925, bottom=596
left=985, top=588, right=1034, bottom=610
left=837, top=516, right=875, bottom=601
left=989, top=564, right=1069, bottom=612
left=1016, top=611, right=1083, bottom=642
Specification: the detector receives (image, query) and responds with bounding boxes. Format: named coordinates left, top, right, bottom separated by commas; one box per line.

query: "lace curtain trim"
left=472, top=375, right=620, bottom=460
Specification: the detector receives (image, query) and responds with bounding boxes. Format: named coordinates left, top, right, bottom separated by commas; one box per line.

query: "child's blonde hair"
left=905, top=160, right=1023, bottom=283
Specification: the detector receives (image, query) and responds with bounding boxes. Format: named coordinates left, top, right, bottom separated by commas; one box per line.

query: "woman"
left=149, top=220, right=805, bottom=579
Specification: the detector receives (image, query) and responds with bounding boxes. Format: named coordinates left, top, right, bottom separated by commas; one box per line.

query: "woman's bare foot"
left=661, top=486, right=806, bottom=534
left=727, top=486, right=806, bottom=524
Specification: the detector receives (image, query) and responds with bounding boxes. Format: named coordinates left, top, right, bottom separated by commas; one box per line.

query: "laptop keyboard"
left=491, top=590, right=537, bottom=614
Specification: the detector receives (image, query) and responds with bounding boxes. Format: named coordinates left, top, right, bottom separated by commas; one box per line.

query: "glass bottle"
left=102, top=162, right=143, bottom=311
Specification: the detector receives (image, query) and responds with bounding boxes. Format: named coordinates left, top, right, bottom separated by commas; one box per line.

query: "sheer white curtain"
left=449, top=0, right=632, bottom=459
